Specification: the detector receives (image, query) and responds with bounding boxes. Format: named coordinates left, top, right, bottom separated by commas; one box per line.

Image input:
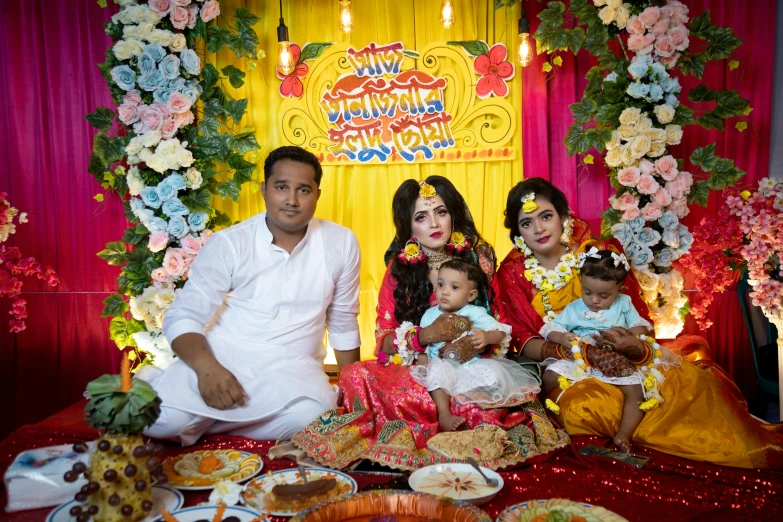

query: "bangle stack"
left=389, top=322, right=425, bottom=366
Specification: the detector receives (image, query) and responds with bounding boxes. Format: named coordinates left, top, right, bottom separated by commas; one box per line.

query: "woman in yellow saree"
left=495, top=178, right=783, bottom=469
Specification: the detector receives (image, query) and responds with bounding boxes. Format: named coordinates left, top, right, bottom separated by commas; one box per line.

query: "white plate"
left=497, top=500, right=609, bottom=522
left=47, top=485, right=184, bottom=522
left=241, top=468, right=358, bottom=517
left=408, top=463, right=504, bottom=506
left=152, top=505, right=266, bottom=522
left=163, top=450, right=263, bottom=491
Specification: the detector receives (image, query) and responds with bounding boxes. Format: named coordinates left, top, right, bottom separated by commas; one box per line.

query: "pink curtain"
left=0, top=1, right=125, bottom=439
left=521, top=0, right=777, bottom=398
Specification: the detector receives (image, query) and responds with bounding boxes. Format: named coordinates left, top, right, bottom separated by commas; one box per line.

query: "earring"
left=445, top=231, right=471, bottom=254
left=398, top=237, right=427, bottom=265
left=560, top=217, right=573, bottom=245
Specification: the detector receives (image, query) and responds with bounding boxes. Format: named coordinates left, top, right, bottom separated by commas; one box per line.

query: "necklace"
left=426, top=250, right=451, bottom=271
left=514, top=237, right=579, bottom=322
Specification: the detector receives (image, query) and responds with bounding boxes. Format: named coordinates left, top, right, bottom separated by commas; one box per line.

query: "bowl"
left=408, top=463, right=504, bottom=506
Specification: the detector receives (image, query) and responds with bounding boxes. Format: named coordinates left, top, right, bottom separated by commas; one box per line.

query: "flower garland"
left=0, top=193, right=59, bottom=333
left=534, top=0, right=748, bottom=339
left=514, top=238, right=579, bottom=323
left=90, top=1, right=261, bottom=367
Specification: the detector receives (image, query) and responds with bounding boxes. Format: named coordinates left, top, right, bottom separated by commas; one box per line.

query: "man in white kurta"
left=139, top=147, right=361, bottom=446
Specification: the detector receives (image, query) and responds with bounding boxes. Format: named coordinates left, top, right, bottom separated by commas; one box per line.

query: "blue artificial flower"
left=630, top=245, right=654, bottom=270
left=665, top=93, right=680, bottom=108
left=610, top=223, right=634, bottom=247
left=138, top=70, right=166, bottom=92
left=156, top=181, right=177, bottom=202
left=164, top=173, right=187, bottom=191
left=678, top=225, right=694, bottom=246
left=134, top=208, right=154, bottom=225
left=653, top=247, right=676, bottom=268
left=657, top=210, right=679, bottom=230
left=162, top=198, right=190, bottom=217
left=180, top=49, right=201, bottom=75
left=627, top=216, right=646, bottom=231
left=181, top=86, right=200, bottom=104
left=626, top=82, right=651, bottom=99
left=140, top=186, right=163, bottom=209
left=661, top=76, right=681, bottom=94
left=604, top=72, right=618, bottom=82
left=649, top=84, right=664, bottom=102
left=146, top=216, right=169, bottom=233
left=167, top=215, right=189, bottom=238
left=637, top=227, right=662, bottom=247
left=188, top=211, right=209, bottom=232
left=158, top=54, right=181, bottom=80
left=143, top=44, right=167, bottom=62
left=110, top=65, right=136, bottom=91
left=628, top=60, right=650, bottom=80
left=137, top=52, right=157, bottom=76
left=651, top=62, right=667, bottom=80
left=129, top=197, right=145, bottom=212
left=662, top=227, right=680, bottom=249
left=167, top=77, right=186, bottom=91
left=152, top=88, right=174, bottom=105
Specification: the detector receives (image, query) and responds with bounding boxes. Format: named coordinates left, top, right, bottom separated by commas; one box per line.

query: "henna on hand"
left=419, top=313, right=474, bottom=345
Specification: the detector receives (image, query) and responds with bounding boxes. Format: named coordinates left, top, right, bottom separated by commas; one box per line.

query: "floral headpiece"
left=521, top=192, right=538, bottom=214
left=418, top=181, right=437, bottom=206
left=445, top=231, right=471, bottom=254
left=578, top=247, right=601, bottom=268
left=611, top=252, right=630, bottom=271
left=398, top=237, right=427, bottom=265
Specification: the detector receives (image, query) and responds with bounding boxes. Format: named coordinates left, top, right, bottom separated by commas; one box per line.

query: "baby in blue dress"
left=540, top=248, right=653, bottom=452
left=410, top=260, right=540, bottom=431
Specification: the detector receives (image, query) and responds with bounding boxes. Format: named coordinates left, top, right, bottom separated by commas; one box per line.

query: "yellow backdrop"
left=210, top=0, right=524, bottom=359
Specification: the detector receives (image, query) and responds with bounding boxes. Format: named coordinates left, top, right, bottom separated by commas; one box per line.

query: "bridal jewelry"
left=418, top=181, right=437, bottom=206
left=398, top=237, right=427, bottom=265
left=521, top=192, right=538, bottom=213
left=426, top=249, right=451, bottom=271
left=560, top=216, right=573, bottom=245
left=514, top=237, right=579, bottom=322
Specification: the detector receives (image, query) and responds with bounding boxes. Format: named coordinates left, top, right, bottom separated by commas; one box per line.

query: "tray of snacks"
left=241, top=468, right=357, bottom=517
left=162, top=450, right=262, bottom=490
left=156, top=504, right=267, bottom=522
left=496, top=498, right=628, bottom=522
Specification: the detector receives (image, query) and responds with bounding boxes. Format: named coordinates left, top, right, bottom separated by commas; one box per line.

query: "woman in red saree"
left=292, top=176, right=569, bottom=471
left=496, top=178, right=783, bottom=469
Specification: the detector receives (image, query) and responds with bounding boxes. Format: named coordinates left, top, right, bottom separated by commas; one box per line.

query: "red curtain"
left=521, top=0, right=777, bottom=399
left=0, top=0, right=776, bottom=439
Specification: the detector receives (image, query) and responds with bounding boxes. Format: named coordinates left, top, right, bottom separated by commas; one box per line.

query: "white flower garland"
left=514, top=237, right=579, bottom=323
left=393, top=321, right=417, bottom=366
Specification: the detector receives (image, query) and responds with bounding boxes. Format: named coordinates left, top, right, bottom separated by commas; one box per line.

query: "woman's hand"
left=419, top=313, right=473, bottom=345
left=582, top=345, right=637, bottom=378
left=590, top=326, right=645, bottom=360
left=438, top=336, right=483, bottom=364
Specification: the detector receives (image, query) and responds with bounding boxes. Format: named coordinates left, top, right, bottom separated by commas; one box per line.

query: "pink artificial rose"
left=654, top=35, right=676, bottom=57
left=637, top=174, right=661, bottom=195
left=148, top=231, right=170, bottom=253
left=135, top=106, right=164, bottom=133
left=626, top=16, right=645, bottom=35
left=659, top=52, right=680, bottom=69
left=641, top=203, right=664, bottom=221
left=179, top=234, right=202, bottom=255
left=170, top=5, right=189, bottom=29
left=668, top=25, right=690, bottom=51
left=638, top=159, right=655, bottom=176
left=167, top=92, right=193, bottom=114
left=163, top=248, right=187, bottom=278
left=200, top=0, right=220, bottom=22
left=651, top=18, right=671, bottom=37
left=677, top=170, right=694, bottom=190
left=187, top=4, right=199, bottom=29
left=665, top=179, right=684, bottom=200
left=613, top=193, right=640, bottom=211
left=160, top=118, right=178, bottom=139
left=151, top=267, right=171, bottom=284
left=173, top=110, right=195, bottom=128
left=149, top=102, right=171, bottom=118
left=668, top=197, right=690, bottom=218
left=148, top=0, right=172, bottom=16
left=669, top=1, right=690, bottom=26
left=653, top=188, right=673, bottom=207
left=617, top=166, right=641, bottom=187
left=655, top=155, right=678, bottom=181
left=639, top=6, right=661, bottom=28
left=628, top=33, right=655, bottom=54
left=200, top=229, right=214, bottom=243
left=172, top=0, right=192, bottom=6
left=623, top=207, right=642, bottom=220
left=123, top=90, right=142, bottom=107
left=117, top=103, right=139, bottom=125
left=181, top=252, right=196, bottom=268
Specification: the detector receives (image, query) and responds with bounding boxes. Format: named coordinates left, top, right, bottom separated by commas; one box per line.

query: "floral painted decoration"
left=473, top=44, right=514, bottom=98
left=277, top=42, right=333, bottom=98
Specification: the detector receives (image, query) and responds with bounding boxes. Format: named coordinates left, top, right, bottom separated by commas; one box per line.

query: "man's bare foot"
left=613, top=432, right=632, bottom=452
left=439, top=412, right=466, bottom=432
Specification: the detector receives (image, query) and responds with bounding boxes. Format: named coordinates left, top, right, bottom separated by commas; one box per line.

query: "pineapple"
left=64, top=353, right=165, bottom=521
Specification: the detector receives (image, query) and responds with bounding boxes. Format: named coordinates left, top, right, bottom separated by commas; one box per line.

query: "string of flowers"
left=533, top=0, right=749, bottom=337
left=0, top=193, right=59, bottom=333
left=88, top=0, right=261, bottom=368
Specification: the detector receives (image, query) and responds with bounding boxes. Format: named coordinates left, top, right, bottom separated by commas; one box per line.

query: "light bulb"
left=517, top=32, right=533, bottom=67
left=440, top=0, right=455, bottom=29
left=277, top=41, right=295, bottom=75
left=338, top=0, right=354, bottom=34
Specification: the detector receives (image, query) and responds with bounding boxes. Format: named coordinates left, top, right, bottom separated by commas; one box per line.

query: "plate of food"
left=496, top=498, right=628, bottom=522
left=162, top=450, right=262, bottom=490
left=241, top=468, right=357, bottom=517
left=47, top=485, right=183, bottom=522
left=409, top=463, right=503, bottom=505
left=154, top=504, right=267, bottom=522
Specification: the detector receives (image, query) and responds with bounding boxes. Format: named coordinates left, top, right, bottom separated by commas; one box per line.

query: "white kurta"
left=138, top=213, right=361, bottom=423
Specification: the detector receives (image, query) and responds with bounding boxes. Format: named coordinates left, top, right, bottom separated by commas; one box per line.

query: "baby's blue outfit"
left=420, top=304, right=502, bottom=361
left=540, top=294, right=651, bottom=342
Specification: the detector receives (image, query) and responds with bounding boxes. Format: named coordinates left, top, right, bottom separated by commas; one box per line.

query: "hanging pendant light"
left=338, top=0, right=354, bottom=34
left=440, top=0, right=455, bottom=29
left=516, top=4, right=533, bottom=67
left=277, top=0, right=295, bottom=75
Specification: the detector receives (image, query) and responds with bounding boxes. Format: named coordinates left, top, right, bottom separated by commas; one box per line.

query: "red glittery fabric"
left=1, top=402, right=782, bottom=521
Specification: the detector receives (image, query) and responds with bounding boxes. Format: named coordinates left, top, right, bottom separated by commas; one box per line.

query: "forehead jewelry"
left=418, top=181, right=437, bottom=206
left=521, top=192, right=538, bottom=213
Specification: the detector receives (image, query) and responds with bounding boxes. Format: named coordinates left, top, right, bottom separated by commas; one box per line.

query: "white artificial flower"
left=147, top=29, right=174, bottom=46
left=127, top=166, right=146, bottom=196
left=169, top=34, right=187, bottom=53
left=653, top=104, right=676, bottom=124
left=185, top=167, right=203, bottom=189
